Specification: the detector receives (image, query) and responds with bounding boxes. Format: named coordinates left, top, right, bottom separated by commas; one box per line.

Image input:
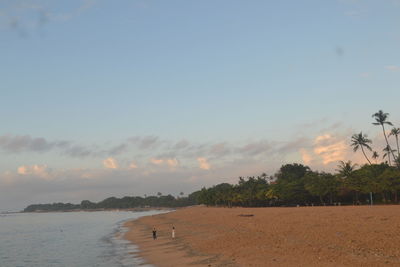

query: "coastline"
left=21, top=207, right=172, bottom=213
left=123, top=207, right=224, bottom=267
left=124, top=205, right=400, bottom=267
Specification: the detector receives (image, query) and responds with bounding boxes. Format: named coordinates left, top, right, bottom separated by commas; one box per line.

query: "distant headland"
left=23, top=192, right=199, bottom=212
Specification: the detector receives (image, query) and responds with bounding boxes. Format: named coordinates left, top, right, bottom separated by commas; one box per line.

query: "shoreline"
left=123, top=207, right=229, bottom=267
left=124, top=205, right=400, bottom=267
left=20, top=207, right=173, bottom=213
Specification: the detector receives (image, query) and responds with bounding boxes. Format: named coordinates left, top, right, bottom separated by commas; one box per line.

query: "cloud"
left=173, top=140, right=190, bottom=150
left=0, top=0, right=97, bottom=37
left=0, top=134, right=156, bottom=158
left=17, top=164, right=51, bottom=180
left=129, top=136, right=160, bottom=150
left=103, top=157, right=118, bottom=169
left=0, top=134, right=309, bottom=164
left=0, top=134, right=101, bottom=158
left=63, top=145, right=94, bottom=157
left=315, top=134, right=332, bottom=143
left=150, top=158, right=164, bottom=165
left=314, top=141, right=347, bottom=164
left=237, top=141, right=272, bottom=156
left=129, top=161, right=138, bottom=169
left=166, top=158, right=179, bottom=168
left=0, top=135, right=68, bottom=153
left=300, top=149, right=313, bottom=165
left=299, top=134, right=348, bottom=166
left=210, top=143, right=231, bottom=156
left=149, top=158, right=179, bottom=169
left=108, top=143, right=128, bottom=155
left=385, top=65, right=400, bottom=72
left=197, top=157, right=211, bottom=170
left=275, top=137, right=311, bottom=155
left=17, top=166, right=28, bottom=175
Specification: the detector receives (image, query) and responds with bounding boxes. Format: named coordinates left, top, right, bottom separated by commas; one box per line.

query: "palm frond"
left=389, top=128, right=400, bottom=137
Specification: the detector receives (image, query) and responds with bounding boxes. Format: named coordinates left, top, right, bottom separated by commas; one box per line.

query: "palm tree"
left=351, top=132, right=373, bottom=164
left=372, top=110, right=396, bottom=161
left=383, top=145, right=397, bottom=166
left=336, top=160, right=360, bottom=204
left=336, top=160, right=357, bottom=178
left=389, top=128, right=400, bottom=159
left=372, top=151, right=379, bottom=164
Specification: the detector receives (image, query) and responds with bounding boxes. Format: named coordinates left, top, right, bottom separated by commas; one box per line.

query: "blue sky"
left=1, top=0, right=399, bottom=210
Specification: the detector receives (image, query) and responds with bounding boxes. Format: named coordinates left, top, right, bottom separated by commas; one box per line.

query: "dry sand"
left=124, top=205, right=400, bottom=267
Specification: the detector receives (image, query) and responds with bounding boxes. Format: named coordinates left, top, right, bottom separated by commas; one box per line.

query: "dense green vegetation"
left=196, top=162, right=400, bottom=207
left=25, top=110, right=400, bottom=211
left=23, top=193, right=198, bottom=212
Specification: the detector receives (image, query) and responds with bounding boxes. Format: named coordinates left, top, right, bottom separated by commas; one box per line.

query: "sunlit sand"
left=125, top=205, right=400, bottom=267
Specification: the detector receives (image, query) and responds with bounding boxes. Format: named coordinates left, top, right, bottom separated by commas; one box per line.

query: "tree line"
left=196, top=162, right=400, bottom=207
left=196, top=110, right=400, bottom=207
left=23, top=193, right=198, bottom=212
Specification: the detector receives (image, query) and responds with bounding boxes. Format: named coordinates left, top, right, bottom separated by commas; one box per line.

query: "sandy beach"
left=124, top=205, right=400, bottom=267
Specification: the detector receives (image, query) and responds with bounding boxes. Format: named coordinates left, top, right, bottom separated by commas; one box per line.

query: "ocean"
left=0, top=210, right=167, bottom=267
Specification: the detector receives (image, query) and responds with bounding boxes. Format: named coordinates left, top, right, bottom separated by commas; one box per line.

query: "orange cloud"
left=150, top=158, right=164, bottom=165
left=17, top=164, right=51, bottom=179
left=197, top=157, right=211, bottom=170
left=103, top=157, right=118, bottom=169
left=149, top=158, right=179, bottom=169
left=299, top=134, right=348, bottom=166
left=313, top=134, right=347, bottom=164
left=300, top=148, right=313, bottom=165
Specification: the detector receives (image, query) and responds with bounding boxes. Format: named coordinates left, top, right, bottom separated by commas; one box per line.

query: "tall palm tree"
left=372, top=110, right=396, bottom=161
left=383, top=145, right=397, bottom=166
left=336, top=160, right=357, bottom=178
left=389, top=128, right=400, bottom=159
left=351, top=132, right=373, bottom=164
left=372, top=151, right=379, bottom=164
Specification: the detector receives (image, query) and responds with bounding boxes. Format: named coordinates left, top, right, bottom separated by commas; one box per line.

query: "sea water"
left=0, top=210, right=166, bottom=267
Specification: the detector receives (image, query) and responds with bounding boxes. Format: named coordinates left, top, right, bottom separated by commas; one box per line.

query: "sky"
left=1, top=0, right=399, bottom=211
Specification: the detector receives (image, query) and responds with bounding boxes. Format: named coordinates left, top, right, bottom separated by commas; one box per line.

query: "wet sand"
left=124, top=205, right=400, bottom=266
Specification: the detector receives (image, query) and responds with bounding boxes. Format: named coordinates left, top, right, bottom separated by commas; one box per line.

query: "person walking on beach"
left=152, top=227, right=157, bottom=240
left=172, top=226, right=175, bottom=239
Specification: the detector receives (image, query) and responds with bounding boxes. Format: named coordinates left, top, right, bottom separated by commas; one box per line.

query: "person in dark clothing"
left=152, top=227, right=157, bottom=240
